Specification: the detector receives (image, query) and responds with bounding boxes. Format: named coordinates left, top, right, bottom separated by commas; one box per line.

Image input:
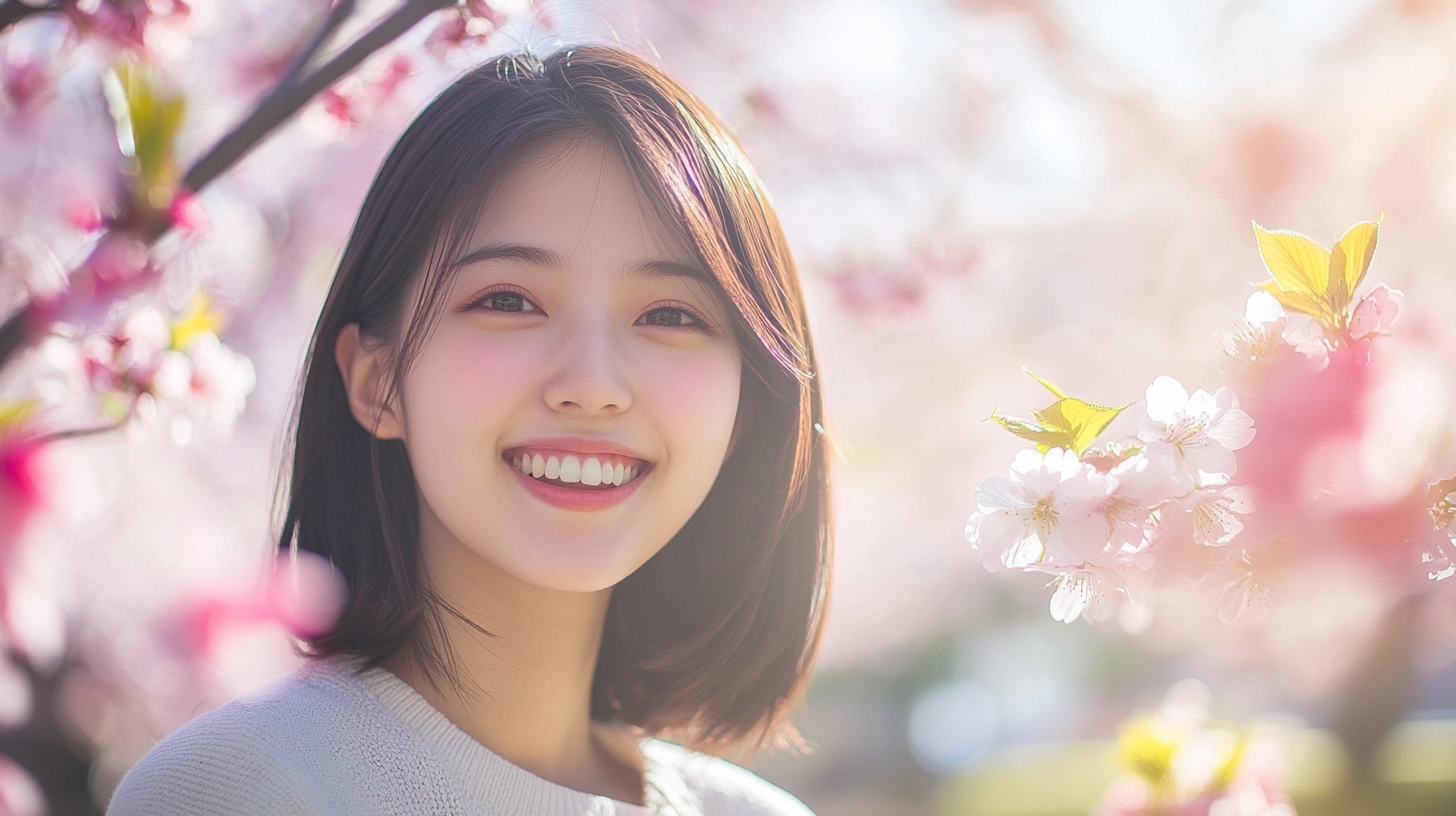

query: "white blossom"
left=968, top=448, right=1109, bottom=571
left=1135, top=376, right=1256, bottom=491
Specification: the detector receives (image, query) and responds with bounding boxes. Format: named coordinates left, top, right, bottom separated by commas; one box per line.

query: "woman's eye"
left=473, top=291, right=539, bottom=313
left=638, top=307, right=703, bottom=328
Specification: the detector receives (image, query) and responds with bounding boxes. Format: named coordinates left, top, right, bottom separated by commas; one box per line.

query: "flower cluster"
left=968, top=218, right=1455, bottom=623
left=31, top=294, right=255, bottom=443
left=966, top=373, right=1255, bottom=624
left=1094, top=681, right=1296, bottom=816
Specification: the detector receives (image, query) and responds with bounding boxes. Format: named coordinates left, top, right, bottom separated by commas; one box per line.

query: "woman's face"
left=362, top=137, right=741, bottom=593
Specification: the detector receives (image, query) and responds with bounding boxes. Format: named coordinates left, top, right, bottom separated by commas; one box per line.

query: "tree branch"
left=0, top=1, right=62, bottom=35
left=276, top=0, right=357, bottom=91
left=0, top=0, right=454, bottom=370
left=183, top=0, right=452, bottom=193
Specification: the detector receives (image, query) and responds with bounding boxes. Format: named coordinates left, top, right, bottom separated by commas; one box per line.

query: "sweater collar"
left=333, top=656, right=702, bottom=816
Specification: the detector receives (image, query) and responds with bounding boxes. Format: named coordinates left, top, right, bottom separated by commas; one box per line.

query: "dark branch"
left=276, top=0, right=357, bottom=91
left=0, top=0, right=454, bottom=371
left=183, top=0, right=452, bottom=193
left=41, top=419, right=127, bottom=443
left=0, top=1, right=62, bottom=35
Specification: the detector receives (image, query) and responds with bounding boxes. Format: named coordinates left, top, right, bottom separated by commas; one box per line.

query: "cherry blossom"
left=1134, top=376, right=1256, bottom=492
left=968, top=447, right=1108, bottom=571
left=1099, top=452, right=1178, bottom=551
left=1215, top=290, right=1287, bottom=364
left=1347, top=283, right=1403, bottom=342
left=1180, top=478, right=1256, bottom=548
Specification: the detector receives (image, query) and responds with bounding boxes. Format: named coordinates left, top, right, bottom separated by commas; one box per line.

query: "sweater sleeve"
left=645, top=741, right=816, bottom=816
left=691, top=759, right=817, bottom=816
left=105, top=705, right=321, bottom=816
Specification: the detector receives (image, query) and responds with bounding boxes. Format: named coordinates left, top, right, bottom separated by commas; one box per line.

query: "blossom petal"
left=1208, top=406, right=1256, bottom=451
left=1243, top=290, right=1286, bottom=325
left=1050, top=573, right=1094, bottom=623
left=1143, top=376, right=1189, bottom=425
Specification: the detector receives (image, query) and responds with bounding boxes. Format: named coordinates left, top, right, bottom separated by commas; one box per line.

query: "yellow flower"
left=1253, top=219, right=1379, bottom=331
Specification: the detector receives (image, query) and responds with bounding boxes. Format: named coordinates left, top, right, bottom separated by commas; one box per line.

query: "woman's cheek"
left=406, top=330, right=542, bottom=440
left=640, top=346, right=740, bottom=468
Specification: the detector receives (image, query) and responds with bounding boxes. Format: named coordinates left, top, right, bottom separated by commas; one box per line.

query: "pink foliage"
left=0, top=754, right=43, bottom=816
left=179, top=550, right=346, bottom=658
left=0, top=56, right=53, bottom=115
left=65, top=0, right=192, bottom=56
left=1348, top=285, right=1403, bottom=342
left=0, top=430, right=45, bottom=562
left=426, top=3, right=504, bottom=58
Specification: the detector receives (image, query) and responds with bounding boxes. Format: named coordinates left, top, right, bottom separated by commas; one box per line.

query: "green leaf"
left=104, top=62, right=186, bottom=200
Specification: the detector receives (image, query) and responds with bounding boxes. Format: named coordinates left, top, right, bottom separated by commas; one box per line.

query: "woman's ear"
left=335, top=323, right=405, bottom=440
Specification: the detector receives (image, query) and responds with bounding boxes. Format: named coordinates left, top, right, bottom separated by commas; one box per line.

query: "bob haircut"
left=279, top=45, right=831, bottom=755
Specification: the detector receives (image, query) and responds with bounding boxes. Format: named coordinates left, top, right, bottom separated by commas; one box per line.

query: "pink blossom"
left=1215, top=291, right=1287, bottom=364
left=0, top=427, right=45, bottom=561
left=0, top=754, right=43, bottom=816
left=0, top=656, right=32, bottom=729
left=180, top=330, right=256, bottom=435
left=1100, top=452, right=1179, bottom=551
left=1, top=56, right=54, bottom=115
left=166, top=190, right=208, bottom=234
left=181, top=550, right=345, bottom=656
left=64, top=198, right=105, bottom=233
left=66, top=0, right=193, bottom=57
left=969, top=447, right=1109, bottom=571
left=426, top=4, right=504, bottom=58
left=1347, top=284, right=1403, bottom=341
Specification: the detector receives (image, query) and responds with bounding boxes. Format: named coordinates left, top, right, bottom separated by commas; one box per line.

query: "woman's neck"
left=382, top=513, right=645, bottom=804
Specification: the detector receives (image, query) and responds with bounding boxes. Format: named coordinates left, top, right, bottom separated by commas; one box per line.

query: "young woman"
left=107, top=45, right=831, bottom=815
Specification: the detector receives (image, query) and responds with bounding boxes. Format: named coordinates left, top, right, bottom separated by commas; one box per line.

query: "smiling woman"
left=106, top=46, right=830, bottom=816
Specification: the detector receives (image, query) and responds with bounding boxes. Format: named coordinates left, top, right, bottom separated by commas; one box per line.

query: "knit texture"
left=106, top=657, right=815, bottom=816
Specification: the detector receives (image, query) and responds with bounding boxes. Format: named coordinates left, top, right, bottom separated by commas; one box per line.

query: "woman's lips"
left=507, top=459, right=647, bottom=511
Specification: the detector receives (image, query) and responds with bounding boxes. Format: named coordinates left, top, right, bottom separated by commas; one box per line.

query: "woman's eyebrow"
left=451, top=242, right=564, bottom=271
left=632, top=259, right=713, bottom=283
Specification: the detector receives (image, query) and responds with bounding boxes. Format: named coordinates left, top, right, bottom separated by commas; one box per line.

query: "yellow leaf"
left=1033, top=397, right=1125, bottom=455
left=1257, top=280, right=1324, bottom=320
left=987, top=413, right=1073, bottom=452
left=170, top=292, right=224, bottom=349
left=104, top=62, right=186, bottom=198
left=987, top=372, right=1128, bottom=456
left=1253, top=222, right=1328, bottom=304
left=1024, top=366, right=1067, bottom=399
left=1332, top=220, right=1378, bottom=301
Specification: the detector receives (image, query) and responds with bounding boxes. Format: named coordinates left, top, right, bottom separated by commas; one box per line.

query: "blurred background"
left=3, top=0, right=1456, bottom=813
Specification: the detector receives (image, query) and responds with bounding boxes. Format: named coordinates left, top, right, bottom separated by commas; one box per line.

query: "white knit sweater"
left=106, top=656, right=816, bottom=816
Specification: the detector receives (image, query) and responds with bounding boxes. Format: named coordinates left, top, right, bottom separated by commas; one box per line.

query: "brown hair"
left=278, top=46, right=831, bottom=755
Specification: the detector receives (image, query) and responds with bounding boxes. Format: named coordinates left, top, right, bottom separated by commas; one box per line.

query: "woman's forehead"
left=469, top=135, right=697, bottom=265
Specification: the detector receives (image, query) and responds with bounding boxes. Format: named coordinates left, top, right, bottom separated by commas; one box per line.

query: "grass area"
left=938, top=720, right=1456, bottom=816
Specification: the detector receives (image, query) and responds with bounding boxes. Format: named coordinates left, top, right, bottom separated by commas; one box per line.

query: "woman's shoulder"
left=643, top=739, right=817, bottom=816
left=106, top=656, right=452, bottom=815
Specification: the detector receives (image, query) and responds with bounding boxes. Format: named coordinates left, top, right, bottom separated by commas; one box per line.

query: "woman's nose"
left=541, top=319, right=632, bottom=415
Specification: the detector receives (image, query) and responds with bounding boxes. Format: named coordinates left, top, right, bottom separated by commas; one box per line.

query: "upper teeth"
left=511, top=453, right=638, bottom=487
